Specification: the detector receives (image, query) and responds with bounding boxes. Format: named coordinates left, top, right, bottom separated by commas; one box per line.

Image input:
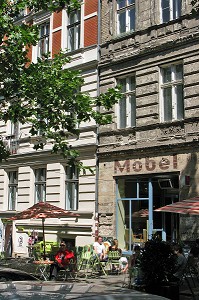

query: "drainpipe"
left=94, top=0, right=101, bottom=238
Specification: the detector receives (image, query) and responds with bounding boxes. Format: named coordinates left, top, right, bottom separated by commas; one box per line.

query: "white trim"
left=84, top=12, right=97, bottom=20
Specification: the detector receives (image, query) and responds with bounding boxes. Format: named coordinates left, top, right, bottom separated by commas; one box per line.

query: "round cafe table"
left=33, top=260, right=54, bottom=281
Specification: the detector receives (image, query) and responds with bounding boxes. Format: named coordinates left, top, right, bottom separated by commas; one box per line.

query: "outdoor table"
left=33, top=260, right=54, bottom=281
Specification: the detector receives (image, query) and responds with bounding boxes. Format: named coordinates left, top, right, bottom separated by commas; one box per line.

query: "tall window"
left=7, top=122, right=19, bottom=154
left=117, top=0, right=135, bottom=34
left=8, top=171, right=18, bottom=210
left=35, top=168, right=46, bottom=203
left=65, top=165, right=79, bottom=210
left=38, top=22, right=50, bottom=58
left=67, top=10, right=80, bottom=51
left=117, top=76, right=136, bottom=128
left=160, top=64, right=184, bottom=122
left=161, top=0, right=181, bottom=23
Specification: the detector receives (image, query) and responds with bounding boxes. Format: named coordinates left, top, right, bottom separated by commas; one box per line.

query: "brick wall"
left=85, top=0, right=98, bottom=16
left=53, top=10, right=62, bottom=29
left=84, top=16, right=98, bottom=47
left=52, top=30, right=61, bottom=57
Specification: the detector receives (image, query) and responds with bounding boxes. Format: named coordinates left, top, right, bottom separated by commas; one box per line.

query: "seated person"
left=93, top=236, right=107, bottom=261
left=109, top=239, right=122, bottom=255
left=172, top=244, right=187, bottom=281
left=122, top=245, right=141, bottom=273
left=49, top=241, right=75, bottom=280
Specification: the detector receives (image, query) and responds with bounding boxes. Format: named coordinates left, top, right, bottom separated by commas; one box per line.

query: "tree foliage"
left=191, top=0, right=199, bottom=14
left=0, top=0, right=121, bottom=167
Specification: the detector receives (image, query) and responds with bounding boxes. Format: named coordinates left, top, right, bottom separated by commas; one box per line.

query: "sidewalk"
left=0, top=274, right=170, bottom=299
left=0, top=259, right=198, bottom=299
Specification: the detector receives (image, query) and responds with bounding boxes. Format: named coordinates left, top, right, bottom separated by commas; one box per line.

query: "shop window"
left=35, top=168, right=46, bottom=203
left=8, top=171, right=18, bottom=210
left=65, top=165, right=79, bottom=210
left=117, top=0, right=135, bottom=35
left=160, top=63, right=184, bottom=122
left=117, top=76, right=136, bottom=129
left=38, top=22, right=50, bottom=58
left=116, top=178, right=149, bottom=251
left=67, top=9, right=81, bottom=52
left=161, top=0, right=181, bottom=23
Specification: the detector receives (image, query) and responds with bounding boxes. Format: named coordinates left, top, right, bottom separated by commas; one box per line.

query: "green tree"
left=191, top=0, right=199, bottom=14
left=0, top=0, right=121, bottom=167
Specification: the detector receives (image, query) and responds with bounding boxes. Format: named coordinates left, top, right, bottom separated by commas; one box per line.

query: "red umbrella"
left=132, top=209, right=149, bottom=217
left=9, top=202, right=80, bottom=259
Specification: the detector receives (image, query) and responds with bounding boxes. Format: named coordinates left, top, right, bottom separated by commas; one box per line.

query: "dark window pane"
left=176, top=84, right=184, bottom=119
left=129, top=76, right=136, bottom=90
left=173, top=0, right=181, bottom=19
left=129, top=8, right=135, bottom=31
left=128, top=0, right=135, bottom=4
left=175, top=64, right=183, bottom=80
left=163, top=67, right=172, bottom=83
left=130, top=94, right=136, bottom=127
left=119, top=97, right=127, bottom=128
left=119, top=11, right=126, bottom=33
left=163, top=87, right=172, bottom=121
left=117, top=0, right=126, bottom=9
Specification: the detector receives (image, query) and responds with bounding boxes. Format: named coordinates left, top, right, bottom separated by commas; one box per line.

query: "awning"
left=154, top=196, right=199, bottom=215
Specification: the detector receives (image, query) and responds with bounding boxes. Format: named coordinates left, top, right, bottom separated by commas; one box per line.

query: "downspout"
left=94, top=0, right=101, bottom=238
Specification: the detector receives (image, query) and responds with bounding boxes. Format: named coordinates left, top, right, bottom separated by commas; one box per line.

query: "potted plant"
left=139, top=238, right=179, bottom=300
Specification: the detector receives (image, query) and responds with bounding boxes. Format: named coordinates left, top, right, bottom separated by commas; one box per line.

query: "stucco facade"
left=0, top=0, right=99, bottom=257
left=98, top=0, right=199, bottom=250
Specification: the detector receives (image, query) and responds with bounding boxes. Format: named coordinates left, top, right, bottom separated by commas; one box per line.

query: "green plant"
left=140, top=239, right=176, bottom=286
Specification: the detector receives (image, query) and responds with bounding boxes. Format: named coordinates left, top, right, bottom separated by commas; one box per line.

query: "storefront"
left=98, top=152, right=199, bottom=252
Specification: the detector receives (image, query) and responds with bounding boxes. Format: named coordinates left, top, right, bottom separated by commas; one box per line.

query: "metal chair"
left=77, top=250, right=94, bottom=278
left=107, top=251, right=121, bottom=274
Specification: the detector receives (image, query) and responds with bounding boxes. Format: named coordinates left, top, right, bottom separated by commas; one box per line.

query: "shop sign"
left=114, top=154, right=177, bottom=174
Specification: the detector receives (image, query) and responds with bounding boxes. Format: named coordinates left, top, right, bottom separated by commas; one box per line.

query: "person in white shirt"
left=93, top=236, right=107, bottom=261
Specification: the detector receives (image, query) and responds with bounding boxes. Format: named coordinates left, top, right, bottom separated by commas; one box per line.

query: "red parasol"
left=9, top=202, right=80, bottom=259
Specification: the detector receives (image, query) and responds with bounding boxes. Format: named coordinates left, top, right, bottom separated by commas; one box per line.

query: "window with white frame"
left=161, top=0, right=181, bottom=23
left=38, top=22, right=50, bottom=58
left=117, top=76, right=136, bottom=129
left=35, top=168, right=46, bottom=203
left=8, top=171, right=18, bottom=210
left=65, top=165, right=79, bottom=210
left=67, top=9, right=81, bottom=52
left=160, top=64, right=184, bottom=122
left=6, top=122, right=20, bottom=154
left=117, top=0, right=135, bottom=35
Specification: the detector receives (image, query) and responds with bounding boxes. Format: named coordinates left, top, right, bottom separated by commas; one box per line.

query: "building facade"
left=0, top=0, right=99, bottom=257
left=98, top=0, right=199, bottom=252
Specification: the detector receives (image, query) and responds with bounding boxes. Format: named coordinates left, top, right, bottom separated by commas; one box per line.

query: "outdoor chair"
left=107, top=250, right=121, bottom=274
left=77, top=250, right=94, bottom=278
left=91, top=254, right=108, bottom=276
left=178, top=256, right=199, bottom=299
left=56, top=258, right=77, bottom=281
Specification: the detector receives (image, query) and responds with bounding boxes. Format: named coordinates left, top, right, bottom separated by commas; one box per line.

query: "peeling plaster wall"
left=98, top=0, right=199, bottom=239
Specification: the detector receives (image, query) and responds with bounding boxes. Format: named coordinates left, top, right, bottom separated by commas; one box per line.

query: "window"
left=8, top=171, right=18, bottom=210
left=38, top=23, right=50, bottom=58
left=6, top=122, right=19, bottom=154
left=67, top=10, right=80, bottom=51
left=65, top=165, right=79, bottom=210
left=117, top=76, right=136, bottom=128
left=35, top=168, right=46, bottom=203
left=117, top=0, right=135, bottom=34
left=161, top=0, right=181, bottom=23
left=160, top=64, right=184, bottom=122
